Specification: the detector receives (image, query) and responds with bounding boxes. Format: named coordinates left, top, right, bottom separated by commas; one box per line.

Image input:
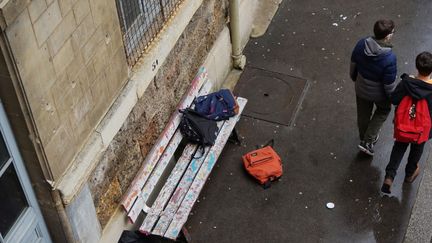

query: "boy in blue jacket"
left=350, top=20, right=397, bottom=156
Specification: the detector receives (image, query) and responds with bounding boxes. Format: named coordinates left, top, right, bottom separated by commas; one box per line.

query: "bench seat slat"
left=121, top=68, right=209, bottom=213
left=127, top=131, right=183, bottom=222
left=164, top=98, right=247, bottom=239
left=156, top=98, right=247, bottom=238
left=150, top=129, right=220, bottom=236
left=140, top=119, right=225, bottom=233
left=139, top=144, right=197, bottom=233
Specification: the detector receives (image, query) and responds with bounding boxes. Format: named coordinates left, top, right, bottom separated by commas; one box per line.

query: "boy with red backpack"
left=381, top=52, right=432, bottom=194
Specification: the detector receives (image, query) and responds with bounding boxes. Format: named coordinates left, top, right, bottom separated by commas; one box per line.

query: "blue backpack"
left=194, top=89, right=239, bottom=121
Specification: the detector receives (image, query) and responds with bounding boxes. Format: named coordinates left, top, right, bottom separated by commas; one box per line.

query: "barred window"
left=116, top=0, right=183, bottom=66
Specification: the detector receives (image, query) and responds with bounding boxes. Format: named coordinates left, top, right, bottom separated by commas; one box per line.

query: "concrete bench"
left=120, top=67, right=247, bottom=240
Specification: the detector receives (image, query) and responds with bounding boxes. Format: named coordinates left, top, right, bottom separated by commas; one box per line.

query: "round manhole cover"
left=239, top=75, right=294, bottom=115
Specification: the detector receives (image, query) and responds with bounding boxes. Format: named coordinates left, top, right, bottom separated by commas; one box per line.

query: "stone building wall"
left=88, top=0, right=229, bottom=228
left=0, top=0, right=258, bottom=240
left=1, top=0, right=128, bottom=181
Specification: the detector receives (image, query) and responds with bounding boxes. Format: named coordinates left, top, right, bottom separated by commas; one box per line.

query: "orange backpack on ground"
left=242, top=144, right=283, bottom=188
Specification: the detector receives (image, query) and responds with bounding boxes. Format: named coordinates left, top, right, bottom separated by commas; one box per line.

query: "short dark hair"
left=373, top=20, right=395, bottom=40
left=416, top=52, right=432, bottom=76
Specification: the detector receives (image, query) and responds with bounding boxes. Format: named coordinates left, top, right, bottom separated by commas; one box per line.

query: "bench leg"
left=178, top=226, right=192, bottom=242
left=228, top=127, right=242, bottom=145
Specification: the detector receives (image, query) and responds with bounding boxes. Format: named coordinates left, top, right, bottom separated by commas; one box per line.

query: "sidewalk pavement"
left=186, top=0, right=432, bottom=242
left=404, top=151, right=432, bottom=243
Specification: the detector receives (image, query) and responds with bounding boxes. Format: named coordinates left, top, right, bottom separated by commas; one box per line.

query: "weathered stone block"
left=6, top=8, right=35, bottom=48
left=105, top=26, right=122, bottom=59
left=65, top=184, right=101, bottom=243
left=95, top=176, right=121, bottom=227
left=50, top=72, right=84, bottom=122
left=99, top=2, right=120, bottom=35
left=28, top=0, right=47, bottom=23
left=72, top=0, right=90, bottom=24
left=11, top=41, right=57, bottom=117
left=44, top=124, right=76, bottom=179
left=74, top=66, right=91, bottom=90
left=72, top=90, right=92, bottom=125
left=47, top=10, right=76, bottom=56
left=85, top=61, right=97, bottom=84
left=52, top=39, right=75, bottom=75
left=90, top=43, right=108, bottom=77
left=106, top=47, right=128, bottom=96
left=69, top=91, right=93, bottom=139
left=17, top=45, right=56, bottom=104
left=0, top=0, right=31, bottom=27
left=46, top=0, right=55, bottom=5
left=71, top=11, right=95, bottom=48
left=6, top=8, right=55, bottom=97
left=64, top=42, right=86, bottom=81
left=57, top=0, right=77, bottom=16
left=63, top=94, right=93, bottom=153
left=88, top=0, right=116, bottom=27
left=87, top=71, right=110, bottom=127
left=53, top=40, right=75, bottom=75
left=33, top=1, right=62, bottom=46
left=34, top=96, right=61, bottom=146
left=81, top=26, right=103, bottom=63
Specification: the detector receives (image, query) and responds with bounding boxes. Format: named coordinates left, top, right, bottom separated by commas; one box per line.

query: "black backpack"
left=179, top=109, right=218, bottom=147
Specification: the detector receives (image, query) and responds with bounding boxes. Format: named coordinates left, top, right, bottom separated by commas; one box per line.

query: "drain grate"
left=234, top=66, right=309, bottom=126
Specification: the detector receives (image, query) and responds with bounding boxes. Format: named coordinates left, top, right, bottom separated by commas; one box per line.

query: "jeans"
left=356, top=96, right=391, bottom=143
left=385, top=141, right=425, bottom=179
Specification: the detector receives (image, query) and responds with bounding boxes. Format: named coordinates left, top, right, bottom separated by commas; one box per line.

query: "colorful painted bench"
left=120, top=67, right=247, bottom=240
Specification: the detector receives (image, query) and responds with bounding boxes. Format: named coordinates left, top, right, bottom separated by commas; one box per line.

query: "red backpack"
left=394, top=96, right=431, bottom=143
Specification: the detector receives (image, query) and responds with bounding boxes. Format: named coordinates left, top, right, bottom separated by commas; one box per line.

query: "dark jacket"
left=350, top=37, right=397, bottom=101
left=391, top=74, right=432, bottom=138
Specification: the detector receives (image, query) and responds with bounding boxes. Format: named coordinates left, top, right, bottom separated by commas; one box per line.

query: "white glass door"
left=0, top=101, right=51, bottom=243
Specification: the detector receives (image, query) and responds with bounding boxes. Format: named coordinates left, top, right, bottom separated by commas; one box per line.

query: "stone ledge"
left=96, top=80, right=138, bottom=147
left=56, top=133, right=104, bottom=205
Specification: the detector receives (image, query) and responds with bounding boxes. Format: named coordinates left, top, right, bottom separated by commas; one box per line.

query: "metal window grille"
left=116, top=0, right=183, bottom=66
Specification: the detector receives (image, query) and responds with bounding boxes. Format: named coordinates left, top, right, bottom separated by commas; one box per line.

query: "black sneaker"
left=358, top=141, right=374, bottom=156
left=381, top=177, right=393, bottom=194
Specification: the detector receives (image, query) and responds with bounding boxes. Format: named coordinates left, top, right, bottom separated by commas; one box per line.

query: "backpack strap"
left=263, top=139, right=275, bottom=148
left=192, top=144, right=206, bottom=160
left=255, top=139, right=275, bottom=149
left=263, top=180, right=272, bottom=189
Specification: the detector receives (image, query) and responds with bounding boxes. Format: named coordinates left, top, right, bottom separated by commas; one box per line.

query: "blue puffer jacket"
left=350, top=37, right=397, bottom=102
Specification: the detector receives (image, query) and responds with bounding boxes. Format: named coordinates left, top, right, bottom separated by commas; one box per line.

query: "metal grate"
left=116, top=0, right=183, bottom=66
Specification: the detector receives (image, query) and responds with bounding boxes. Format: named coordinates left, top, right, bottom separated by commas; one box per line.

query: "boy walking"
left=382, top=52, right=432, bottom=194
left=350, top=19, right=397, bottom=155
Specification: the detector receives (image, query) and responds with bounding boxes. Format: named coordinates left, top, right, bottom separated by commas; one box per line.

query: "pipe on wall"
left=229, top=0, right=246, bottom=70
left=51, top=189, right=75, bottom=243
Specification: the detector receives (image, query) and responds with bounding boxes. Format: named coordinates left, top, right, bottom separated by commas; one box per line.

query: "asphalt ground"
left=186, top=0, right=432, bottom=242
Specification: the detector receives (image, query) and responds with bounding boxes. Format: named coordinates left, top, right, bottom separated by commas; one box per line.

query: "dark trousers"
left=385, top=141, right=425, bottom=179
left=356, top=96, right=391, bottom=143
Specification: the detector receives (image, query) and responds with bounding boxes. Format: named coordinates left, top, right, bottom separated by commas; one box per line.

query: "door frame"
left=0, top=101, right=51, bottom=243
